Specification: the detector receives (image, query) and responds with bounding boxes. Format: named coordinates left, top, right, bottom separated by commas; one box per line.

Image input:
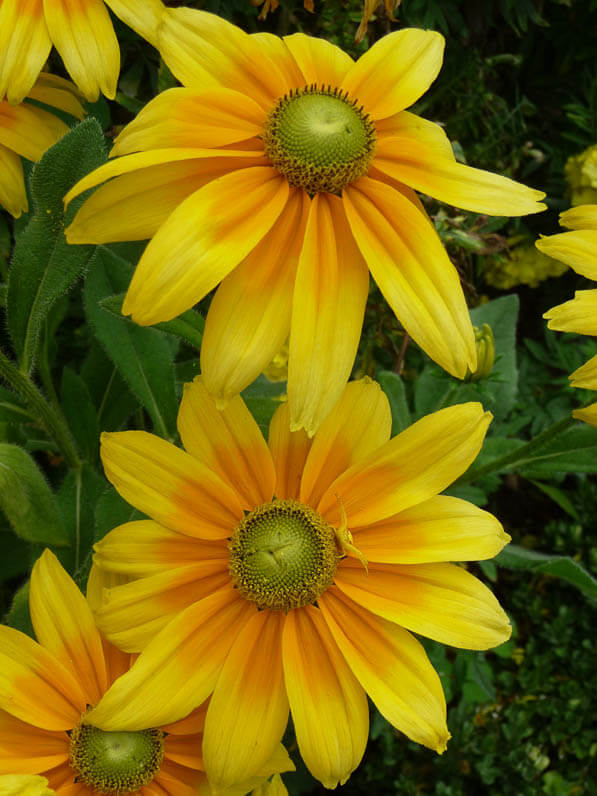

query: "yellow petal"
left=570, top=354, right=597, bottom=390
left=335, top=559, right=511, bottom=649
left=536, top=230, right=597, bottom=279
left=288, top=193, right=369, bottom=436
left=0, top=100, right=68, bottom=162
left=300, top=377, right=391, bottom=509
left=66, top=152, right=266, bottom=245
left=0, top=626, right=85, bottom=730
left=268, top=402, right=312, bottom=500
left=282, top=606, right=368, bottom=788
left=43, top=0, right=119, bottom=102
left=319, top=588, right=449, bottom=752
left=374, top=137, right=546, bottom=215
left=178, top=377, right=275, bottom=509
left=0, top=0, right=51, bottom=104
left=122, top=167, right=289, bottom=325
left=375, top=109, right=454, bottom=160
left=0, top=774, right=55, bottom=795
left=100, top=430, right=244, bottom=540
left=0, top=144, right=27, bottom=217
left=158, top=8, right=295, bottom=107
left=201, top=189, right=308, bottom=405
left=0, top=712, right=68, bottom=775
left=29, top=550, right=108, bottom=704
left=544, top=290, right=597, bottom=335
left=352, top=495, right=511, bottom=564
left=26, top=73, right=85, bottom=119
left=93, top=520, right=227, bottom=577
left=573, top=403, right=597, bottom=426
left=203, top=612, right=288, bottom=789
left=343, top=177, right=477, bottom=379
left=104, top=0, right=164, bottom=48
left=250, top=774, right=289, bottom=796
left=111, top=87, right=265, bottom=156
left=87, top=587, right=254, bottom=730
left=341, top=28, right=445, bottom=120
left=95, top=563, right=230, bottom=652
left=283, top=32, right=354, bottom=86
left=559, top=204, right=597, bottom=231
left=318, top=402, right=491, bottom=527
left=248, top=31, right=304, bottom=90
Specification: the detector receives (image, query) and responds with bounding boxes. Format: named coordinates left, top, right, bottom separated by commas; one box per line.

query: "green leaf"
left=95, top=486, right=143, bottom=542
left=0, top=443, right=68, bottom=546
left=0, top=386, right=31, bottom=424
left=100, top=291, right=204, bottom=351
left=80, top=341, right=139, bottom=431
left=6, top=118, right=107, bottom=372
left=56, top=464, right=105, bottom=574
left=517, top=424, right=597, bottom=476
left=378, top=370, right=411, bottom=434
left=496, top=545, right=597, bottom=601
left=3, top=580, right=34, bottom=637
left=84, top=247, right=179, bottom=439
left=60, top=367, right=100, bottom=464
left=0, top=526, right=33, bottom=581
left=528, top=479, right=580, bottom=520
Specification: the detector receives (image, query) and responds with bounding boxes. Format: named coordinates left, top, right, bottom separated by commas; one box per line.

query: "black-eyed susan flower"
left=64, top=10, right=546, bottom=435
left=0, top=73, right=84, bottom=216
left=539, top=205, right=597, bottom=426
left=0, top=0, right=165, bottom=104
left=0, top=550, right=293, bottom=795
left=87, top=376, right=511, bottom=790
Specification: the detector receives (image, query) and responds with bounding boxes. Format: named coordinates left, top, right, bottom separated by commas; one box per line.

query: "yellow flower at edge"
left=0, top=0, right=165, bottom=104
left=484, top=243, right=568, bottom=290
left=64, top=9, right=546, bottom=435
left=0, top=72, right=84, bottom=217
left=87, top=376, right=511, bottom=791
left=539, top=204, right=597, bottom=426
left=0, top=775, right=53, bottom=796
left=565, top=143, right=597, bottom=206
left=0, top=549, right=294, bottom=795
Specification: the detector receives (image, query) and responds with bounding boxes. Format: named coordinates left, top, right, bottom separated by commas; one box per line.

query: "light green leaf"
left=378, top=370, right=411, bottom=434
left=496, top=545, right=597, bottom=601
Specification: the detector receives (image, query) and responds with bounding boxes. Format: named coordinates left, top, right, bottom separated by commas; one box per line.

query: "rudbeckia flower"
left=87, top=376, right=511, bottom=790
left=0, top=73, right=84, bottom=216
left=64, top=9, right=546, bottom=435
left=0, top=549, right=293, bottom=795
left=539, top=204, right=597, bottom=426
left=0, top=0, right=165, bottom=104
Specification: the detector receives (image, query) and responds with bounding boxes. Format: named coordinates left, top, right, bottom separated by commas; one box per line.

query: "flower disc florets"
left=69, top=722, right=164, bottom=794
left=263, top=85, right=377, bottom=195
left=229, top=499, right=340, bottom=611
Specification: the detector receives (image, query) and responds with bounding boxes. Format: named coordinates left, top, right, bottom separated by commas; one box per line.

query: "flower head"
left=0, top=73, right=84, bottom=216
left=65, top=10, right=545, bottom=434
left=539, top=204, right=597, bottom=425
left=0, top=0, right=165, bottom=104
left=89, top=376, right=511, bottom=790
left=0, top=549, right=293, bottom=795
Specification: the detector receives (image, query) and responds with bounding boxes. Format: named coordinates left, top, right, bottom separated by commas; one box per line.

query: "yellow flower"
left=0, top=73, right=84, bottom=216
left=0, top=775, right=53, bottom=796
left=565, top=144, right=597, bottom=206
left=484, top=243, right=568, bottom=289
left=0, top=0, right=165, bottom=103
left=0, top=549, right=293, bottom=795
left=64, top=10, right=546, bottom=435
left=88, top=376, right=511, bottom=790
left=539, top=204, right=597, bottom=426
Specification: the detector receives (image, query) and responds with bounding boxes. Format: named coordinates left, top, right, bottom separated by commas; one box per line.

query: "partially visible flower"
left=0, top=775, right=53, bottom=796
left=539, top=205, right=597, bottom=425
left=263, top=343, right=289, bottom=383
left=466, top=324, right=495, bottom=382
left=484, top=243, right=567, bottom=290
left=0, top=73, right=84, bottom=216
left=87, top=376, right=510, bottom=791
left=0, top=0, right=165, bottom=103
left=565, top=144, right=597, bottom=206
left=65, top=10, right=545, bottom=435
left=0, top=549, right=293, bottom=794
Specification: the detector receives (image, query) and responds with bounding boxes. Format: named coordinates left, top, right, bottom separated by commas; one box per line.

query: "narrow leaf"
left=496, top=545, right=597, bottom=601
left=378, top=370, right=411, bottom=434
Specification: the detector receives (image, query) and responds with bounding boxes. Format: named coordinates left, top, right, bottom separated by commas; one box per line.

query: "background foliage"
left=1, top=1, right=596, bottom=794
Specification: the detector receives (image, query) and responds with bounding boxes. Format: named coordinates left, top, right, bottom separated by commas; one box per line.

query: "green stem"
left=458, top=414, right=577, bottom=485
left=0, top=347, right=81, bottom=470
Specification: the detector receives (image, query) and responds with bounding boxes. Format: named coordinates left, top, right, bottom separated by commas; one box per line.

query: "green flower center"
left=229, top=498, right=340, bottom=611
left=263, top=85, right=376, bottom=195
left=69, top=723, right=164, bottom=794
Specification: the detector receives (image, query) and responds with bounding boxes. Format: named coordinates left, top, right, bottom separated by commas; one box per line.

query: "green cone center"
left=263, top=86, right=376, bottom=194
left=229, top=499, right=339, bottom=611
left=69, top=723, right=164, bottom=794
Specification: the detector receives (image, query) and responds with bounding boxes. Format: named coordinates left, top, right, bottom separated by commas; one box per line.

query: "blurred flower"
left=539, top=204, right=597, bottom=426
left=89, top=376, right=510, bottom=790
left=0, top=73, right=84, bottom=217
left=263, top=343, right=289, bottom=383
left=484, top=243, right=567, bottom=290
left=565, top=144, right=597, bottom=206
left=65, top=10, right=545, bottom=434
left=0, top=550, right=292, bottom=794
left=0, top=0, right=165, bottom=103
left=467, top=323, right=495, bottom=382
